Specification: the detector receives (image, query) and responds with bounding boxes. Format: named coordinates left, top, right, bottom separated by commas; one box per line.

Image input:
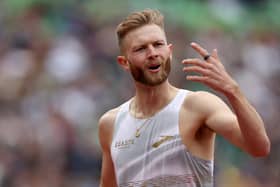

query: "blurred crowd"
left=0, top=0, right=279, bottom=186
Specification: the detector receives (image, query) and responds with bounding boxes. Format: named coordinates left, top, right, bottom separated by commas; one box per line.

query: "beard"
left=128, top=56, right=171, bottom=86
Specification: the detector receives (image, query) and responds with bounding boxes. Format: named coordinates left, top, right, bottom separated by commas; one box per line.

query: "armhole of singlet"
left=178, top=90, right=214, bottom=164
left=175, top=89, right=189, bottom=130
left=111, top=100, right=131, bottom=141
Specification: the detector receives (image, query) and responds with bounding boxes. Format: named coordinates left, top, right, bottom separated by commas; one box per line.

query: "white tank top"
left=111, top=89, right=214, bottom=187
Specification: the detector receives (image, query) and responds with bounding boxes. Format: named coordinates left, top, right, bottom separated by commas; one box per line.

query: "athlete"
left=98, top=9, right=270, bottom=187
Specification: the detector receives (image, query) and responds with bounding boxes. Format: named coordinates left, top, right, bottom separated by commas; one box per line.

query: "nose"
left=147, top=45, right=158, bottom=59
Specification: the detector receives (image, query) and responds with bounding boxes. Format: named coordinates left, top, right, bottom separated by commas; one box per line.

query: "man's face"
left=120, top=24, right=172, bottom=86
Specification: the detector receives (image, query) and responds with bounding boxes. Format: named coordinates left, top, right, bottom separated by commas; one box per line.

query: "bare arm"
left=182, top=42, right=270, bottom=157
left=98, top=109, right=118, bottom=187
left=223, top=87, right=270, bottom=156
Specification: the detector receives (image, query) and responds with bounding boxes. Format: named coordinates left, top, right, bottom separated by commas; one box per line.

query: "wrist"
left=224, top=81, right=242, bottom=100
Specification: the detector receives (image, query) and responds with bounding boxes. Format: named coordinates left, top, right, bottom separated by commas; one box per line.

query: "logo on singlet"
left=114, top=138, right=135, bottom=149
left=152, top=135, right=175, bottom=148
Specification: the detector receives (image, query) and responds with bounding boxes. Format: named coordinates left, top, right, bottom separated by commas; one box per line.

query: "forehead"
left=123, top=24, right=166, bottom=49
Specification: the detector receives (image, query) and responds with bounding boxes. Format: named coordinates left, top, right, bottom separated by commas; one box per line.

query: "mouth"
left=147, top=64, right=161, bottom=72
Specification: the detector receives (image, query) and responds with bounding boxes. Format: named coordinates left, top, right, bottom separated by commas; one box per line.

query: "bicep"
left=205, top=102, right=247, bottom=151
left=100, top=150, right=117, bottom=187
left=98, top=110, right=118, bottom=187
left=99, top=123, right=117, bottom=187
left=186, top=91, right=249, bottom=153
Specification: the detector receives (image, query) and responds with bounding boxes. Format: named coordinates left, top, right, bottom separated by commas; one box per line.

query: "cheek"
left=157, top=47, right=171, bottom=60
left=128, top=56, right=145, bottom=67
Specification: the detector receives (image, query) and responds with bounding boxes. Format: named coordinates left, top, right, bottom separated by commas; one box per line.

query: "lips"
left=147, top=63, right=161, bottom=72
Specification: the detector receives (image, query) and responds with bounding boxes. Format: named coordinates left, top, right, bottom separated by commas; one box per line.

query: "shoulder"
left=99, top=107, right=120, bottom=124
left=98, top=107, right=120, bottom=150
left=99, top=99, right=132, bottom=131
left=183, top=90, right=227, bottom=115
left=185, top=90, right=221, bottom=102
left=99, top=107, right=120, bottom=133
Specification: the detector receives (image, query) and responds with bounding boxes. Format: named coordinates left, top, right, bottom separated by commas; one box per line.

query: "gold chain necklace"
left=130, top=100, right=151, bottom=138
left=135, top=119, right=150, bottom=138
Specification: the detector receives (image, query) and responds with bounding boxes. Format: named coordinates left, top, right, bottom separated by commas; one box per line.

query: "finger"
left=182, top=58, right=207, bottom=67
left=182, top=58, right=204, bottom=64
left=183, top=66, right=219, bottom=79
left=183, top=66, right=209, bottom=74
left=211, top=49, right=217, bottom=59
left=211, top=48, right=221, bottom=62
left=182, top=58, right=216, bottom=70
left=186, top=75, right=208, bottom=82
left=186, top=75, right=220, bottom=87
left=190, top=42, right=210, bottom=59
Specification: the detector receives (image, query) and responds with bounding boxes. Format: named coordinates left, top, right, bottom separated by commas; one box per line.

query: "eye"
left=134, top=46, right=145, bottom=52
left=154, top=42, right=164, bottom=47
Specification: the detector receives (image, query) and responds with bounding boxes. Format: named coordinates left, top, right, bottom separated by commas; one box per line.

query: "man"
left=98, top=9, right=270, bottom=187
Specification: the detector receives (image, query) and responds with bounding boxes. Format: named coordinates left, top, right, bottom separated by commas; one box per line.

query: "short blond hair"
left=116, top=9, right=164, bottom=49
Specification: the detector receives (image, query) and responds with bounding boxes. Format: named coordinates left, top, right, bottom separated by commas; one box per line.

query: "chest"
left=111, top=110, right=181, bottom=166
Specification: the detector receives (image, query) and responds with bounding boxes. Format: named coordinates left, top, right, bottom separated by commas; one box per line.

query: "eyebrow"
left=133, top=39, right=165, bottom=48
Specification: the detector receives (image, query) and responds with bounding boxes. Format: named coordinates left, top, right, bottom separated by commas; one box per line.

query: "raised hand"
left=182, top=42, right=238, bottom=96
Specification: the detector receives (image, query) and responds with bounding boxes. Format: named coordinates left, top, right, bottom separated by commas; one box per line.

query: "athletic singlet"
left=111, top=89, right=214, bottom=187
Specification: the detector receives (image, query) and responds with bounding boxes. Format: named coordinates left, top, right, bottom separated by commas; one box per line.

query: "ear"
left=117, top=56, right=130, bottom=71
left=168, top=43, right=173, bottom=51
left=168, top=43, right=173, bottom=60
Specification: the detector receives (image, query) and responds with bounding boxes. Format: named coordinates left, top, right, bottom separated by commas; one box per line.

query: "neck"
left=131, top=80, right=178, bottom=118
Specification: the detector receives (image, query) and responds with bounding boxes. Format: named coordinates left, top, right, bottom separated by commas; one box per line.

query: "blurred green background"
left=0, top=0, right=279, bottom=186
